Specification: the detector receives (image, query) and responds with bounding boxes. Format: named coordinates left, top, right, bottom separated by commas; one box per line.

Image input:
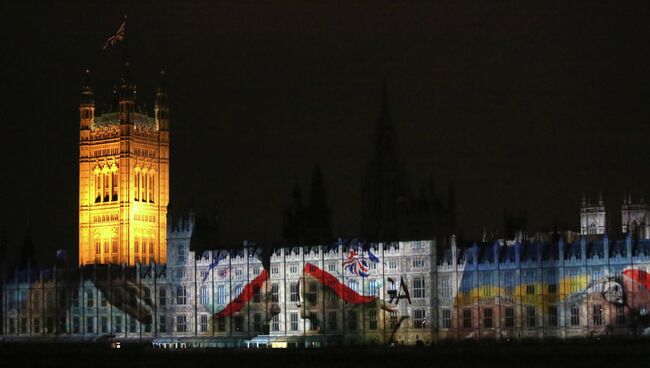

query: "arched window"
left=112, top=170, right=118, bottom=201
left=134, top=170, right=140, bottom=201
left=149, top=172, right=154, bottom=203
left=95, top=171, right=101, bottom=203
left=103, top=171, right=110, bottom=202
left=140, top=171, right=146, bottom=202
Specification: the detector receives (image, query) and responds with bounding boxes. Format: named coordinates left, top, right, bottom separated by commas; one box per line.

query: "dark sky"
left=2, top=0, right=650, bottom=265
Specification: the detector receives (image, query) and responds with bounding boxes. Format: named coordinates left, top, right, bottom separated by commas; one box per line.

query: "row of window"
left=7, top=277, right=424, bottom=312
left=92, top=214, right=119, bottom=223
left=2, top=304, right=625, bottom=336
left=7, top=310, right=383, bottom=335
left=439, top=304, right=624, bottom=329
left=92, top=148, right=119, bottom=157
left=265, top=259, right=404, bottom=275
left=134, top=170, right=155, bottom=203
left=94, top=170, right=119, bottom=203
left=133, top=148, right=156, bottom=159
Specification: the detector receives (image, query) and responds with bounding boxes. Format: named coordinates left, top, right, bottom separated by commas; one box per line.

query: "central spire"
left=116, top=62, right=136, bottom=124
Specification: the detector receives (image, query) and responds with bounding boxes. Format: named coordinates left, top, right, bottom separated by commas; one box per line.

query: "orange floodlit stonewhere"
left=78, top=67, right=169, bottom=266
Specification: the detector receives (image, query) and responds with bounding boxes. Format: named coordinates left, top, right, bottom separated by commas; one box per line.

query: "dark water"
left=1, top=338, right=648, bottom=368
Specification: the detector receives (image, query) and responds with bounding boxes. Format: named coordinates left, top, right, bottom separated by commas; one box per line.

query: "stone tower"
left=579, top=193, right=606, bottom=235
left=621, top=193, right=650, bottom=239
left=78, top=66, right=169, bottom=266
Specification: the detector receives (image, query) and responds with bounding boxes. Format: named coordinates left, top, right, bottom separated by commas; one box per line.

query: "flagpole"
left=122, top=14, right=129, bottom=66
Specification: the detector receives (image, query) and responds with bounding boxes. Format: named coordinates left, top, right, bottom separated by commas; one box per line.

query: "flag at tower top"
left=103, top=16, right=126, bottom=50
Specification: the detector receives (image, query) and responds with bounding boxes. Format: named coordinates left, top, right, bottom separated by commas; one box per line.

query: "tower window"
left=141, top=172, right=147, bottom=202
left=95, top=172, right=101, bottom=203
left=149, top=173, right=154, bottom=203
left=103, top=172, right=109, bottom=202
left=135, top=172, right=140, bottom=201
left=112, top=171, right=118, bottom=201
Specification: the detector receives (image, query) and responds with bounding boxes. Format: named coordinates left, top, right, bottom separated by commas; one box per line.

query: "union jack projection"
left=343, top=249, right=371, bottom=277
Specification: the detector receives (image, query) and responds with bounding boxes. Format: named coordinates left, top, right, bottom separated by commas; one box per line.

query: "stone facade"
left=78, top=67, right=169, bottom=266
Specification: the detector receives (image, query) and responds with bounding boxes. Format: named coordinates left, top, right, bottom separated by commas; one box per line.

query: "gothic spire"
left=80, top=68, right=94, bottom=106
left=155, top=69, right=169, bottom=131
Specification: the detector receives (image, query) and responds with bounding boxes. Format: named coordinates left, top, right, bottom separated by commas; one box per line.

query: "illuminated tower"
left=579, top=193, right=606, bottom=235
left=79, top=66, right=169, bottom=266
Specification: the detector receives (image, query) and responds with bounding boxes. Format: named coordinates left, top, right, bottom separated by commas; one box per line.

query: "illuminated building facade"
left=3, top=71, right=650, bottom=347
left=3, top=218, right=650, bottom=345
left=78, top=66, right=169, bottom=266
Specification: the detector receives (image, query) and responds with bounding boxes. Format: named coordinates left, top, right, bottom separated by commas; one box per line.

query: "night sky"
left=1, top=1, right=649, bottom=265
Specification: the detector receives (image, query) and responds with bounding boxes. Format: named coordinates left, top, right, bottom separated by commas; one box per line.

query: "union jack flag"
left=103, top=17, right=126, bottom=50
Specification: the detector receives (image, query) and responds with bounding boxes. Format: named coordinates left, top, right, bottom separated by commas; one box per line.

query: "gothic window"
left=307, top=281, right=318, bottom=304
left=159, top=316, right=167, bottom=333
left=149, top=173, right=154, bottom=203
left=112, top=171, right=118, bottom=201
left=369, top=310, right=377, bottom=330
left=441, top=308, right=451, bottom=329
left=290, top=282, right=299, bottom=302
left=199, top=315, right=208, bottom=333
left=291, top=312, right=300, bottom=331
left=253, top=285, right=261, bottom=303
left=412, top=309, right=426, bottom=329
left=505, top=307, right=514, bottom=328
left=462, top=308, right=472, bottom=328
left=271, top=314, right=280, bottom=332
left=176, top=315, right=187, bottom=332
left=548, top=305, right=558, bottom=327
left=103, top=171, right=110, bottom=202
left=216, top=286, right=226, bottom=304
left=176, top=287, right=187, bottom=305
left=134, top=171, right=140, bottom=201
left=143, top=171, right=148, bottom=202
left=271, top=283, right=279, bottom=302
left=440, top=275, right=452, bottom=298
left=142, top=171, right=147, bottom=202
left=199, top=286, right=209, bottom=305
left=368, top=279, right=378, bottom=296
left=234, top=316, right=244, bottom=332
left=253, top=313, right=261, bottom=332
left=412, top=277, right=425, bottom=299
left=616, top=305, right=625, bottom=325
left=570, top=305, right=580, bottom=326
left=348, top=311, right=358, bottom=330
left=95, top=172, right=101, bottom=203
left=526, top=306, right=536, bottom=328
left=593, top=304, right=603, bottom=325
left=483, top=308, right=493, bottom=328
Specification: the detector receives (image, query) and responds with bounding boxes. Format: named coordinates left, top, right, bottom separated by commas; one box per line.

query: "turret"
left=155, top=70, right=169, bottom=131
left=115, top=62, right=136, bottom=125
left=80, top=69, right=94, bottom=130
